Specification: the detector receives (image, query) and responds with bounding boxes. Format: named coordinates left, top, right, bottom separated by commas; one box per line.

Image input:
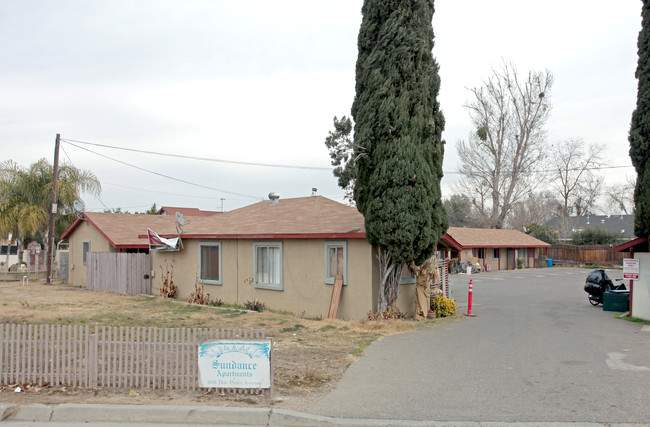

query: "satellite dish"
left=73, top=200, right=85, bottom=213
left=175, top=211, right=190, bottom=233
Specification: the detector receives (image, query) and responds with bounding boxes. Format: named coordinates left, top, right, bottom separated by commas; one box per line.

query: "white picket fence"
left=0, top=323, right=269, bottom=394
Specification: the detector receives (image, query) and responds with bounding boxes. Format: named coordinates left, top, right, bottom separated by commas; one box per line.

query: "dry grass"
left=0, top=279, right=459, bottom=408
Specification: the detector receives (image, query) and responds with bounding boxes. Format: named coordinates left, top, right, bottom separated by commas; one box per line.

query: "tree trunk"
left=376, top=247, right=404, bottom=313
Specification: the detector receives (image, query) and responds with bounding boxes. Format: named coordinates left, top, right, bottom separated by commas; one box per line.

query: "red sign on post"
left=623, top=258, right=639, bottom=280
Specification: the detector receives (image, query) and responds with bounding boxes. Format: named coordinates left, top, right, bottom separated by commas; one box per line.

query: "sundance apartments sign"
left=198, top=340, right=272, bottom=389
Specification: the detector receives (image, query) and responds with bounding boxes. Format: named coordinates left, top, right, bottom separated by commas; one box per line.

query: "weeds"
left=281, top=324, right=305, bottom=333
left=616, top=314, right=650, bottom=325
left=159, top=262, right=177, bottom=298
left=244, top=299, right=265, bottom=312
left=367, top=306, right=405, bottom=320
left=187, top=278, right=223, bottom=307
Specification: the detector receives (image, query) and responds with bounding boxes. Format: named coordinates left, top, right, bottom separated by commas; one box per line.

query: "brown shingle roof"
left=446, top=227, right=551, bottom=248
left=62, top=197, right=366, bottom=246
left=180, top=196, right=365, bottom=238
left=62, top=213, right=182, bottom=248
left=158, top=206, right=221, bottom=217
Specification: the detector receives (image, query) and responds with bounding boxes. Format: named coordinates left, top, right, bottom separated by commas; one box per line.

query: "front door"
left=507, top=249, right=515, bottom=270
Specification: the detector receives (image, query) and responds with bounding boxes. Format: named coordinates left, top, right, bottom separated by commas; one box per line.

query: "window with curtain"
left=254, top=242, right=283, bottom=290
left=199, top=243, right=221, bottom=284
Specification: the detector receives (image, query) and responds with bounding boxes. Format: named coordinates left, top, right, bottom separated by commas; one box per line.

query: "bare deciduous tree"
left=572, top=173, right=603, bottom=216
left=604, top=176, right=636, bottom=215
left=506, top=191, right=560, bottom=231
left=546, top=138, right=605, bottom=217
left=456, top=61, right=553, bottom=229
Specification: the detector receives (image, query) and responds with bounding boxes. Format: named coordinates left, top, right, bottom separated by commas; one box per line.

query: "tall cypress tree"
left=630, top=0, right=650, bottom=238
left=352, top=0, right=447, bottom=310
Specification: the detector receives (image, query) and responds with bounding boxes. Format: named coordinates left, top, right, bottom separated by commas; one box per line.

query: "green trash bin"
left=603, top=291, right=629, bottom=312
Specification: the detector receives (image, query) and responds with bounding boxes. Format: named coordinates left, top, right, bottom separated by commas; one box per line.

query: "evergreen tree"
left=525, top=223, right=559, bottom=245
left=352, top=0, right=447, bottom=311
left=630, top=0, right=650, bottom=238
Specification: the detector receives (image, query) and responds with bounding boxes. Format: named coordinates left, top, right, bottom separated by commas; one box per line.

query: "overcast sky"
left=0, top=0, right=642, bottom=212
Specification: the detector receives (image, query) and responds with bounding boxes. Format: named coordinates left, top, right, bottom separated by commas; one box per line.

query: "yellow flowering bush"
left=430, top=296, right=457, bottom=317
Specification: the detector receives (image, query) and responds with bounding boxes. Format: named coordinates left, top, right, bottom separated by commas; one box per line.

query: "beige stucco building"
left=63, top=197, right=418, bottom=320
left=441, top=227, right=551, bottom=271
left=63, top=197, right=553, bottom=319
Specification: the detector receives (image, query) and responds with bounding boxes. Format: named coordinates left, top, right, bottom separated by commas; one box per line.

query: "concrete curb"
left=2, top=403, right=52, bottom=422
left=0, top=404, right=15, bottom=421
left=1, top=403, right=649, bottom=426
left=51, top=404, right=271, bottom=425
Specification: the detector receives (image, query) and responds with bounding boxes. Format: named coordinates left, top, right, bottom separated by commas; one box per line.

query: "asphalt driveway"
left=307, top=267, right=650, bottom=423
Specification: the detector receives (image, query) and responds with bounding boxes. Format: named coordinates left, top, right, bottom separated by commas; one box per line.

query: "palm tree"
left=0, top=158, right=101, bottom=266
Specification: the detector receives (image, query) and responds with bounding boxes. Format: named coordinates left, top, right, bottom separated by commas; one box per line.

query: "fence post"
left=88, top=333, right=98, bottom=388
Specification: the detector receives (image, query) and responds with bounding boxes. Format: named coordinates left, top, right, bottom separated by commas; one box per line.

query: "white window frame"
left=198, top=242, right=222, bottom=285
left=253, top=242, right=283, bottom=291
left=82, top=240, right=90, bottom=265
left=324, top=241, right=347, bottom=285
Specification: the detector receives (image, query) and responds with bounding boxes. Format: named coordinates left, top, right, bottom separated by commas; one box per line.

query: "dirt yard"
left=0, top=279, right=458, bottom=410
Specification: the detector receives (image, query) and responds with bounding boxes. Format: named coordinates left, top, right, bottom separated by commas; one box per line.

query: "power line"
left=61, top=137, right=634, bottom=176
left=61, top=138, right=334, bottom=171
left=60, top=144, right=113, bottom=211
left=63, top=140, right=263, bottom=200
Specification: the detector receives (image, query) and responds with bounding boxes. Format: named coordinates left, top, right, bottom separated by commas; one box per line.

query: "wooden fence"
left=0, top=324, right=267, bottom=393
left=547, top=244, right=630, bottom=267
left=87, top=252, right=151, bottom=295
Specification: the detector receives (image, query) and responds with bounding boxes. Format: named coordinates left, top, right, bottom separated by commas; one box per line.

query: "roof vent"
left=311, top=188, right=318, bottom=196
left=269, top=192, right=280, bottom=205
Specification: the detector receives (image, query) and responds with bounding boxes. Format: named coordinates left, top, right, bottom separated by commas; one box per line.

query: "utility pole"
left=45, top=133, right=60, bottom=285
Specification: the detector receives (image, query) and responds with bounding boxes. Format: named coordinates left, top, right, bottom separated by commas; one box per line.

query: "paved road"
left=307, top=267, right=650, bottom=423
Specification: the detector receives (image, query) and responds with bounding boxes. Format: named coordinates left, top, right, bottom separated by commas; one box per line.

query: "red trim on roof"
left=61, top=216, right=83, bottom=239
left=463, top=244, right=551, bottom=248
left=137, top=232, right=367, bottom=240
left=616, top=237, right=647, bottom=252
left=439, top=234, right=462, bottom=251
left=81, top=213, right=120, bottom=249
left=61, top=213, right=122, bottom=249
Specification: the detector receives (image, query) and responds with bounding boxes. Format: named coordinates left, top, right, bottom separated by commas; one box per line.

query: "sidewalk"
left=2, top=403, right=649, bottom=426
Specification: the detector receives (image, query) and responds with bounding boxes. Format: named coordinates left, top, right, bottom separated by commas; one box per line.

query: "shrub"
left=571, top=226, right=620, bottom=245
left=517, top=258, right=524, bottom=269
left=526, top=223, right=559, bottom=244
left=244, top=299, right=265, bottom=312
left=430, top=296, right=457, bottom=318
